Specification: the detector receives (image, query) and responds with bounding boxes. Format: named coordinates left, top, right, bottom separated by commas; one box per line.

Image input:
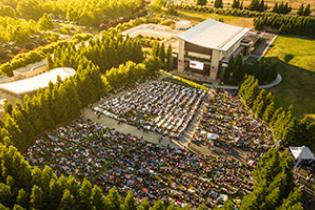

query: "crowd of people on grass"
left=93, top=81, right=206, bottom=140
left=26, top=118, right=253, bottom=208
left=192, top=91, right=273, bottom=165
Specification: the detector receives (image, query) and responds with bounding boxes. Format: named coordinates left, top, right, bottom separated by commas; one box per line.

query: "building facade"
left=177, top=19, right=251, bottom=80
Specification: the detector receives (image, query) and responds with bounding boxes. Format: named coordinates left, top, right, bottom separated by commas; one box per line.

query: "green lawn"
left=266, top=35, right=315, bottom=72
left=265, top=35, right=315, bottom=119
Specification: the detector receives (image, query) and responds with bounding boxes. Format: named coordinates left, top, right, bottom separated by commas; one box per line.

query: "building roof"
left=289, top=146, right=315, bottom=161
left=177, top=19, right=250, bottom=51
left=0, top=67, right=75, bottom=95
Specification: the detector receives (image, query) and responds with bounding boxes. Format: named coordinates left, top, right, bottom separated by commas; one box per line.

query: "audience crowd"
left=93, top=81, right=206, bottom=139
left=27, top=118, right=253, bottom=208
left=192, top=91, right=273, bottom=165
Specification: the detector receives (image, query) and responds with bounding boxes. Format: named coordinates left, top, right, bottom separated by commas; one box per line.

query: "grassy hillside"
left=265, top=35, right=315, bottom=118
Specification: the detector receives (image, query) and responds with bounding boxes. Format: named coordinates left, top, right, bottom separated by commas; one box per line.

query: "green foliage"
left=239, top=75, right=301, bottom=146
left=0, top=16, right=37, bottom=42
left=232, top=0, right=242, bottom=9
left=37, top=14, right=54, bottom=30
left=240, top=148, right=296, bottom=210
left=297, top=4, right=312, bottom=16
left=214, top=0, right=223, bottom=8
left=248, top=0, right=267, bottom=12
left=254, top=15, right=315, bottom=37
left=220, top=56, right=278, bottom=86
left=0, top=3, right=15, bottom=17
left=16, top=0, right=44, bottom=20
left=196, top=0, right=207, bottom=6
left=272, top=2, right=292, bottom=14
left=151, top=0, right=166, bottom=12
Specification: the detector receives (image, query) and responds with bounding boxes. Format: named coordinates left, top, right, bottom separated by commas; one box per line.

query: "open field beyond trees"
left=264, top=35, right=315, bottom=118
left=181, top=0, right=315, bottom=12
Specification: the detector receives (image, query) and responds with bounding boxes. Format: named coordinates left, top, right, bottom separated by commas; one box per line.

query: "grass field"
left=264, top=36, right=315, bottom=118
left=176, top=10, right=254, bottom=28
left=265, top=36, right=315, bottom=72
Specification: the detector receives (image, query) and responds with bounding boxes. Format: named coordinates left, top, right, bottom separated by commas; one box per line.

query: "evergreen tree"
left=196, top=0, right=207, bottom=6
left=214, top=0, right=223, bottom=8
left=123, top=191, right=137, bottom=210
left=304, top=4, right=312, bottom=16
left=58, top=189, right=76, bottom=210
left=297, top=4, right=304, bottom=16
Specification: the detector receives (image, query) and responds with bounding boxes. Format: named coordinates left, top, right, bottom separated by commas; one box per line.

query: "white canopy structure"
left=289, top=146, right=315, bottom=167
left=0, top=67, right=75, bottom=96
left=178, top=19, right=250, bottom=51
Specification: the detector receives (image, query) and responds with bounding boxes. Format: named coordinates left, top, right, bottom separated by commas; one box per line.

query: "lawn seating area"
left=192, top=91, right=274, bottom=166
left=93, top=81, right=206, bottom=140
left=26, top=118, right=254, bottom=208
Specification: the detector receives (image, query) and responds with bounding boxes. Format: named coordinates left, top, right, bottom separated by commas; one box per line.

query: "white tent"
left=289, top=146, right=315, bottom=167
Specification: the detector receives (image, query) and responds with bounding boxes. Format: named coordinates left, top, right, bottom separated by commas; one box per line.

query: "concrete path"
left=82, top=107, right=179, bottom=148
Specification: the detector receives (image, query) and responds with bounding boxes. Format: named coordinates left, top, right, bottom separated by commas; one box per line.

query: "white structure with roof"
left=0, top=67, right=76, bottom=96
left=289, top=146, right=315, bottom=167
left=177, top=19, right=251, bottom=80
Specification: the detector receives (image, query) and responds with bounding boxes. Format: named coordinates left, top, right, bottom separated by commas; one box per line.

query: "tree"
left=150, top=0, right=165, bottom=12
left=166, top=45, right=174, bottom=71
left=196, top=0, right=207, bottom=6
left=297, top=4, right=304, bottom=16
left=58, top=189, right=76, bottom=210
left=16, top=0, right=44, bottom=19
left=105, top=188, right=122, bottom=210
left=123, top=191, right=137, bottom=210
left=138, top=199, right=150, bottom=210
left=214, top=0, right=223, bottom=8
left=0, top=4, right=16, bottom=18
left=37, top=13, right=54, bottom=30
left=304, top=4, right=312, bottom=16
left=232, top=0, right=240, bottom=9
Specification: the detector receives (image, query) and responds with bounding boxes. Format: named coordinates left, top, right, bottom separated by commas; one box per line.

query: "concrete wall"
left=178, top=39, right=185, bottom=72
left=210, top=49, right=223, bottom=80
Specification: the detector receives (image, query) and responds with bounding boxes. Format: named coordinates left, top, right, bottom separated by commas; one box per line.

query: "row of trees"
left=248, top=0, right=267, bottom=12
left=50, top=32, right=144, bottom=73
left=272, top=2, right=292, bottom=14
left=240, top=148, right=303, bottom=210
left=171, top=2, right=312, bottom=16
left=0, top=0, right=144, bottom=26
left=0, top=144, right=212, bottom=210
left=297, top=4, right=312, bottom=16
left=220, top=56, right=278, bottom=86
left=0, top=40, right=70, bottom=76
left=1, top=57, right=104, bottom=150
left=239, top=75, right=315, bottom=150
left=254, top=15, right=315, bottom=37
left=151, top=42, right=174, bottom=71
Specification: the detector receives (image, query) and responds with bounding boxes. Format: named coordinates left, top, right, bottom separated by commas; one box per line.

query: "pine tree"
left=138, top=199, right=150, bottom=210
left=166, top=45, right=174, bottom=71
left=123, top=191, right=137, bottom=210
left=214, top=0, right=223, bottom=8
left=304, top=4, right=311, bottom=16
left=105, top=188, right=122, bottom=210
left=58, top=189, right=76, bottom=210
left=196, top=0, right=207, bottom=6
left=30, top=185, right=44, bottom=210
left=297, top=4, right=304, bottom=16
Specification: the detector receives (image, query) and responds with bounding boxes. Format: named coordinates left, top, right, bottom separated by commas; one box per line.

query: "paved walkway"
left=82, top=107, right=179, bottom=148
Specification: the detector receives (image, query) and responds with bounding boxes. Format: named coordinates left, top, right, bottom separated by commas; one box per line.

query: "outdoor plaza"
left=26, top=118, right=253, bottom=208
left=93, top=81, right=206, bottom=140
left=192, top=91, right=273, bottom=165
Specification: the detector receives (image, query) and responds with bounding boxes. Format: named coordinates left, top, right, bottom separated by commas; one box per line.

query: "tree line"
left=0, top=40, right=71, bottom=77
left=0, top=0, right=145, bottom=26
left=239, top=75, right=315, bottom=150
left=254, top=15, right=315, bottom=37
left=50, top=31, right=144, bottom=73
left=168, top=2, right=312, bottom=17
left=220, top=56, right=278, bottom=86
left=240, top=148, right=303, bottom=210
